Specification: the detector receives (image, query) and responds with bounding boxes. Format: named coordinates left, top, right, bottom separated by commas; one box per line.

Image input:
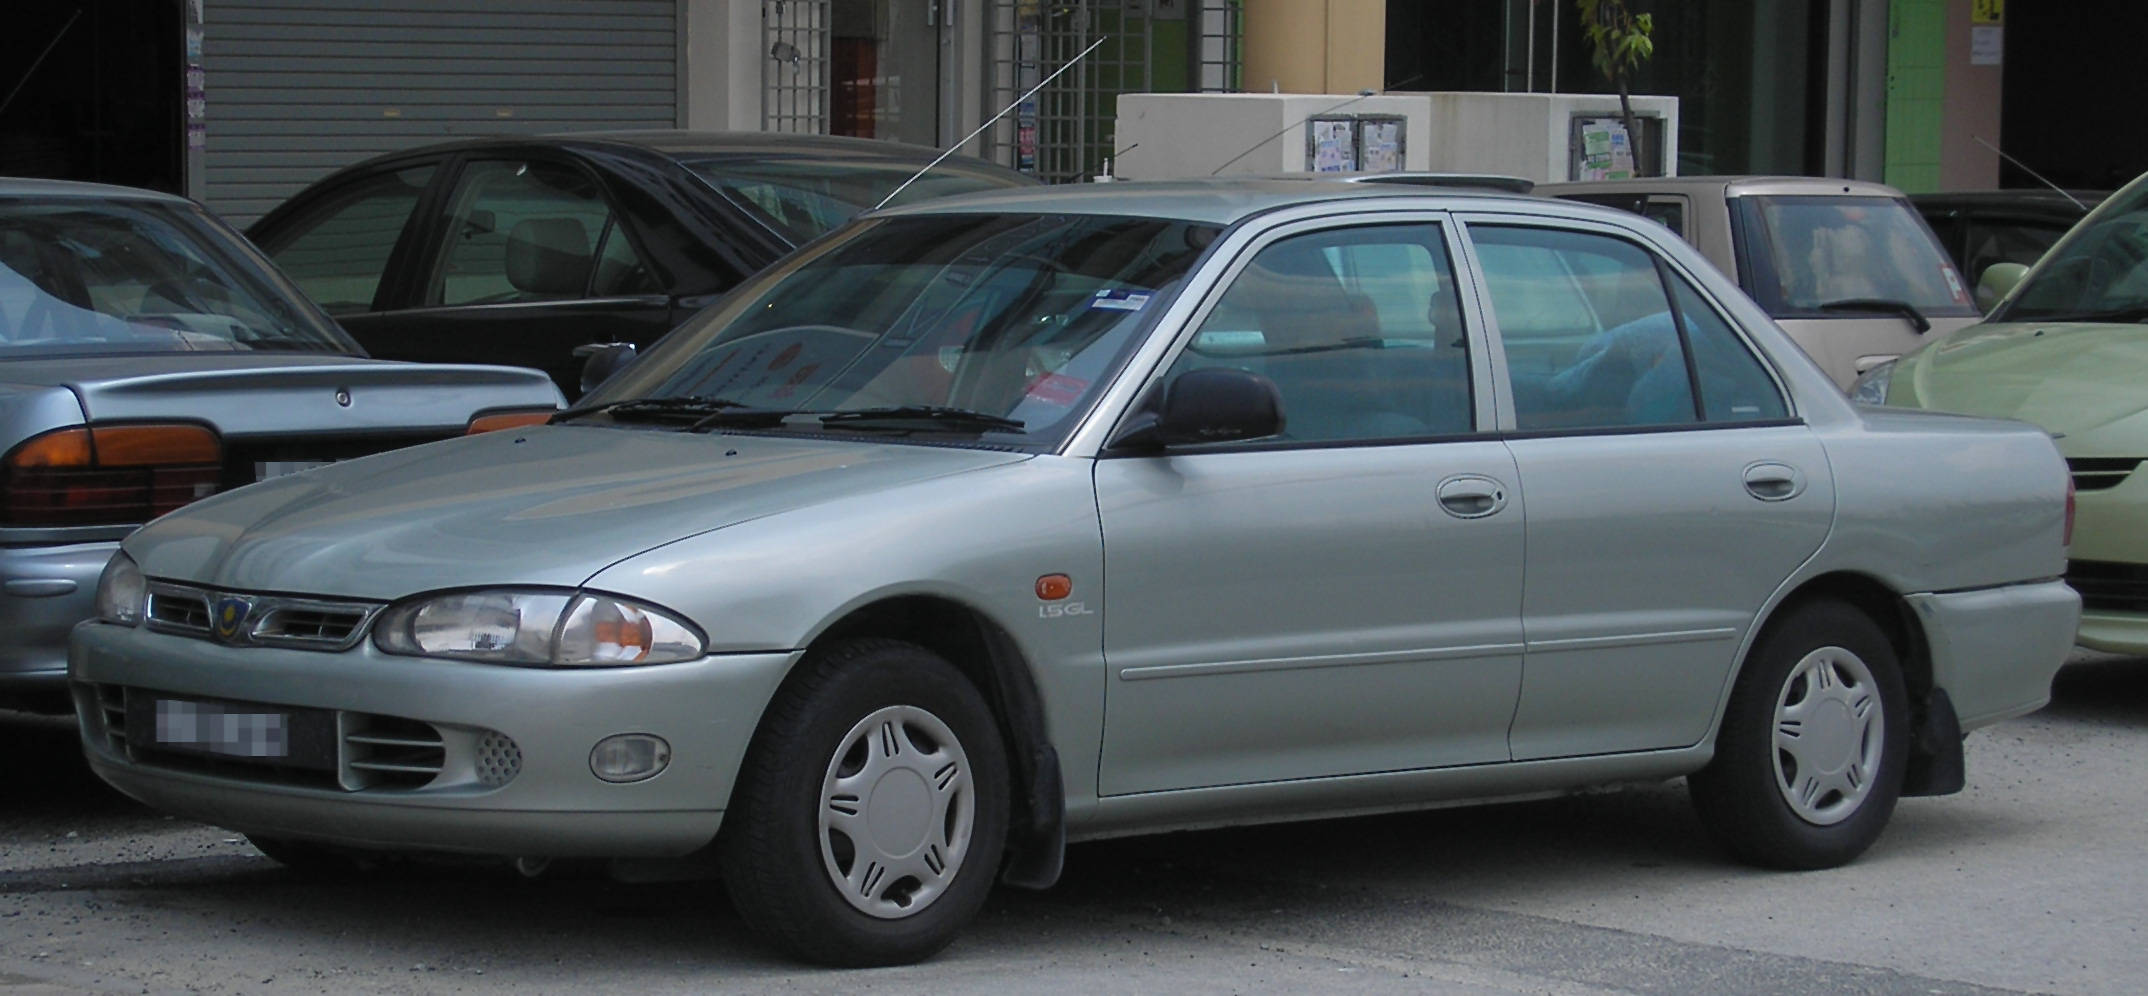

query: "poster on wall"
left=1575, top=118, right=1636, bottom=181
left=1358, top=118, right=1404, bottom=172
left=1309, top=119, right=1356, bottom=172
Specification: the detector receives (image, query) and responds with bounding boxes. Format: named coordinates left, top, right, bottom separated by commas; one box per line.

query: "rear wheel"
left=720, top=639, right=1008, bottom=967
left=1689, top=600, right=1909, bottom=869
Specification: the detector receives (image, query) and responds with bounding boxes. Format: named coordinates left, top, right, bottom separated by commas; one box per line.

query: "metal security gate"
left=199, top=0, right=678, bottom=226
left=983, top=0, right=1238, bottom=182
left=762, top=0, right=832, bottom=134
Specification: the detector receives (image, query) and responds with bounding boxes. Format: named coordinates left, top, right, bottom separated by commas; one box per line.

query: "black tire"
left=246, top=834, right=365, bottom=875
left=1689, top=600, right=1910, bottom=870
left=720, top=639, right=1010, bottom=967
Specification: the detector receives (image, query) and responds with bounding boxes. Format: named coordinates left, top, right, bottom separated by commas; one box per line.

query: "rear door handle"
left=1436, top=474, right=1509, bottom=519
left=1743, top=462, right=1806, bottom=502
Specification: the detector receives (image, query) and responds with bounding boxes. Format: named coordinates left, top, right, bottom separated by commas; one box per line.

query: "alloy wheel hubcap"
left=818, top=704, right=974, bottom=918
left=1771, top=645, right=1884, bottom=826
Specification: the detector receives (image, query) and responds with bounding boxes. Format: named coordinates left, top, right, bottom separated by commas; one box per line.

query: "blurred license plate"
left=125, top=695, right=339, bottom=770
left=255, top=460, right=330, bottom=481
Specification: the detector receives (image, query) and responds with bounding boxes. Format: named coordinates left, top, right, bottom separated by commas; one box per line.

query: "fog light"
left=590, top=734, right=671, bottom=783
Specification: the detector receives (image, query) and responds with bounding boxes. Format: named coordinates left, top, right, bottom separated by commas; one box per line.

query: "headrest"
left=504, top=218, right=593, bottom=296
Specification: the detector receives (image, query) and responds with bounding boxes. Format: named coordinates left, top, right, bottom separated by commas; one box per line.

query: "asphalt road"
left=5, top=651, right=2144, bottom=996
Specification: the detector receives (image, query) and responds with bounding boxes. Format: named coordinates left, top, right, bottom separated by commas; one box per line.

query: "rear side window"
left=424, top=160, right=644, bottom=307
left=1736, top=195, right=1978, bottom=319
left=1471, top=225, right=1784, bottom=430
left=258, top=165, right=434, bottom=315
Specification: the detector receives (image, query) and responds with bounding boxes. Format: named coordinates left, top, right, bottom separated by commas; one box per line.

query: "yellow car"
left=1856, top=171, right=2148, bottom=654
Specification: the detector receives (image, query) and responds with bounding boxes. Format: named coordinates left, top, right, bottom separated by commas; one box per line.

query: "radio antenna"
left=875, top=37, right=1110, bottom=211
left=1205, top=74, right=1423, bottom=177
left=1973, top=136, right=2087, bottom=211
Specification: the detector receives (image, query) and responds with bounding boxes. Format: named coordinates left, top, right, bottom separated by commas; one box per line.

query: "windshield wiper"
left=816, top=406, right=1027, bottom=434
left=1814, top=299, right=1932, bottom=334
left=552, top=395, right=751, bottom=424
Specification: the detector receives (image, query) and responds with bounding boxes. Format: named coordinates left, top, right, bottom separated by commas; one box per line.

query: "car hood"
left=125, top=425, right=1032, bottom=600
left=0, top=353, right=560, bottom=435
left=1892, top=321, right=2148, bottom=438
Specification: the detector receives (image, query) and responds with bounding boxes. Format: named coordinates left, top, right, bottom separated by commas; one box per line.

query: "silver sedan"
left=71, top=180, right=2078, bottom=966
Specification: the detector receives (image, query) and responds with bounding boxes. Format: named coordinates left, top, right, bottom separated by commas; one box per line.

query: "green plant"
left=1577, top=0, right=1656, bottom=175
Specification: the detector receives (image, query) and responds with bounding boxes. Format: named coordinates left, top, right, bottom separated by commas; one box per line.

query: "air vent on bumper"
left=2068, top=458, right=2143, bottom=493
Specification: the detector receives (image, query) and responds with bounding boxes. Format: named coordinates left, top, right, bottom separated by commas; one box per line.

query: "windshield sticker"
left=1941, top=264, right=1970, bottom=305
left=1088, top=289, right=1151, bottom=312
left=1024, top=372, right=1090, bottom=406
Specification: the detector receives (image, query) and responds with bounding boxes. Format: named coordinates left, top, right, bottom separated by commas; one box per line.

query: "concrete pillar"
left=678, top=0, right=766, bottom=132
left=1939, top=0, right=2003, bottom=189
left=1243, top=0, right=1385, bottom=96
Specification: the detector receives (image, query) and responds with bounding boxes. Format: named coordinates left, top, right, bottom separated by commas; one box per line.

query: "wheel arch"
left=807, top=594, right=1066, bottom=889
left=1748, top=570, right=1962, bottom=795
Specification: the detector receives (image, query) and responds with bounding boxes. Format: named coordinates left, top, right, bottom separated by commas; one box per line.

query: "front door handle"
left=1743, top=462, right=1806, bottom=502
left=1437, top=474, right=1509, bottom=519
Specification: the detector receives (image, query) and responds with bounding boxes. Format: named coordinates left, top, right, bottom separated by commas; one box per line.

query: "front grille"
left=96, top=685, right=517, bottom=793
left=342, top=714, right=448, bottom=790
left=2066, top=560, right=2148, bottom=614
left=251, top=605, right=371, bottom=648
left=2068, top=458, right=2143, bottom=492
left=145, top=588, right=211, bottom=635
left=141, top=583, right=380, bottom=651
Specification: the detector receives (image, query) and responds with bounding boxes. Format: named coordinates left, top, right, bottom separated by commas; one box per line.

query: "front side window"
left=0, top=199, right=348, bottom=356
left=258, top=165, right=434, bottom=315
left=1736, top=195, right=1978, bottom=320
left=1161, top=223, right=1473, bottom=443
left=425, top=160, right=639, bottom=307
left=1473, top=225, right=1783, bottom=430
left=581, top=213, right=1216, bottom=450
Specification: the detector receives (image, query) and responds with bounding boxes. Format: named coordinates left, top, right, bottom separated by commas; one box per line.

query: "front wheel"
left=1688, top=600, right=1909, bottom=870
left=720, top=639, right=1009, bottom=967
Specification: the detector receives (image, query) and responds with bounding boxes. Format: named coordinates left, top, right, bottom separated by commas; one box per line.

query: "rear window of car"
left=681, top=157, right=1034, bottom=243
left=1734, top=195, right=1978, bottom=319
left=0, top=199, right=349, bottom=357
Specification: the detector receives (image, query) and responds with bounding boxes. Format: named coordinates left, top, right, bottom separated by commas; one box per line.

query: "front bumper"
left=1908, top=579, right=2080, bottom=730
left=70, top=620, right=798, bottom=858
left=2076, top=611, right=2148, bottom=656
left=0, top=541, right=117, bottom=700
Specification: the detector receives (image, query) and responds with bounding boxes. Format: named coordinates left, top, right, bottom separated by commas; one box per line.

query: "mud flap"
left=1902, top=687, right=1965, bottom=797
left=998, top=742, right=1065, bottom=890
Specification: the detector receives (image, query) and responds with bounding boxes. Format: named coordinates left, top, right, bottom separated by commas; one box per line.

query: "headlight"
left=373, top=589, right=704, bottom=666
left=96, top=553, right=146, bottom=626
left=1849, top=360, right=1895, bottom=405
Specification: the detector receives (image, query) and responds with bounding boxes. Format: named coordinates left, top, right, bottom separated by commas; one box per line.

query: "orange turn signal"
left=5, top=424, right=220, bottom=469
left=467, top=410, right=556, bottom=435
left=1035, top=574, right=1073, bottom=601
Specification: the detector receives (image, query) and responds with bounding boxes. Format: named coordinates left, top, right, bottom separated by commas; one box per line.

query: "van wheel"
left=721, top=639, right=1008, bottom=967
left=1689, top=600, right=1909, bottom=870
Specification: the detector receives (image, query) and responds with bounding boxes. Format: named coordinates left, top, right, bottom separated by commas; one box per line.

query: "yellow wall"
left=1243, top=0, right=1385, bottom=95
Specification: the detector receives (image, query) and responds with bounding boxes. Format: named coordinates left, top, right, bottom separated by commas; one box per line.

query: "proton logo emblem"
left=213, top=596, right=253, bottom=642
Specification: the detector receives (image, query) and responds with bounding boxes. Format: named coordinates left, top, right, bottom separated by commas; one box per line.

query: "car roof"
left=872, top=177, right=1541, bottom=226
left=330, top=130, right=982, bottom=168
left=1544, top=175, right=1908, bottom=199
left=0, top=177, right=193, bottom=203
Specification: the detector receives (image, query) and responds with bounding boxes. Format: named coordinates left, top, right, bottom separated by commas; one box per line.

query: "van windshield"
left=1736, top=195, right=1978, bottom=320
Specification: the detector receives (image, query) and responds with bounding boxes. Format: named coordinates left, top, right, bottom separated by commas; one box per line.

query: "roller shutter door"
left=200, top=0, right=678, bottom=225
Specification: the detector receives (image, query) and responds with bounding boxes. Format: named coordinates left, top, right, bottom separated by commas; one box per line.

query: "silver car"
left=1542, top=176, right=1983, bottom=388
left=72, top=181, right=2078, bottom=966
left=0, top=179, right=561, bottom=713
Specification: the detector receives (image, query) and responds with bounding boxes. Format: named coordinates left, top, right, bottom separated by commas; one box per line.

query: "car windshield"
left=1738, top=195, right=1978, bottom=319
left=682, top=158, right=1033, bottom=243
left=1996, top=181, right=2148, bottom=323
left=579, top=213, right=1220, bottom=448
left=0, top=198, right=347, bottom=356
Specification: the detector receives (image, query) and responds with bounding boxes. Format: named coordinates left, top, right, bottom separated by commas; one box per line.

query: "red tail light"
left=2, top=424, right=223, bottom=527
left=2064, top=476, right=2076, bottom=547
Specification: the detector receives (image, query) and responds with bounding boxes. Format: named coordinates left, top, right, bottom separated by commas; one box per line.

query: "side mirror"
left=1976, top=262, right=2030, bottom=313
left=575, top=341, right=638, bottom=396
left=1109, top=367, right=1285, bottom=451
